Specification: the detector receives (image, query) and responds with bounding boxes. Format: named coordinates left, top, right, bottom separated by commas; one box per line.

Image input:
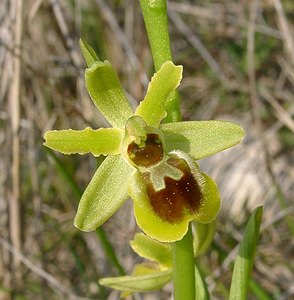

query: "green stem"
left=139, top=0, right=171, bottom=70
left=172, top=224, right=196, bottom=300
left=140, top=0, right=195, bottom=297
left=139, top=0, right=181, bottom=122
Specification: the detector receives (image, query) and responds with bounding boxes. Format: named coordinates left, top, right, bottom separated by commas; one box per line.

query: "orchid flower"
left=44, top=40, right=244, bottom=242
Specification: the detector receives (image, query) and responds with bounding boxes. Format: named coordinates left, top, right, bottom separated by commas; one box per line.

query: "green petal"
left=130, top=233, right=172, bottom=269
left=135, top=61, right=183, bottom=127
left=99, top=268, right=172, bottom=293
left=85, top=61, right=133, bottom=128
left=74, top=155, right=134, bottom=231
left=43, top=128, right=123, bottom=156
left=128, top=172, right=192, bottom=242
left=161, top=120, right=245, bottom=160
left=194, top=173, right=221, bottom=224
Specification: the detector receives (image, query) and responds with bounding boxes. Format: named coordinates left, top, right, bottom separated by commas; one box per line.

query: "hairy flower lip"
left=129, top=148, right=221, bottom=242
left=145, top=156, right=203, bottom=223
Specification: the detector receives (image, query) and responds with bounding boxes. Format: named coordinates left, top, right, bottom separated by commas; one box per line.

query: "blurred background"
left=1, top=0, right=294, bottom=299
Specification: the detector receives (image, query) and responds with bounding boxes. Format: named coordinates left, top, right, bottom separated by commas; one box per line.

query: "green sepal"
left=193, top=221, right=216, bottom=257
left=74, top=155, right=134, bottom=231
left=99, top=266, right=172, bottom=293
left=43, top=127, right=123, bottom=156
left=161, top=120, right=245, bottom=160
left=229, top=206, right=263, bottom=300
left=135, top=61, right=183, bottom=127
left=130, top=233, right=172, bottom=269
left=79, top=39, right=99, bottom=67
left=85, top=61, right=133, bottom=128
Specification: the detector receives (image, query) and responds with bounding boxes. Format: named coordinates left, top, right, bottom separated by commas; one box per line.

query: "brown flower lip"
left=144, top=157, right=202, bottom=223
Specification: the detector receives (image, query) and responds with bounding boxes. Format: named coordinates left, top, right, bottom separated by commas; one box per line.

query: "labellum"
left=143, top=156, right=202, bottom=223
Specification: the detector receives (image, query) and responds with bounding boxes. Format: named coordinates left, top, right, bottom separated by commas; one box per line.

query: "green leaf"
left=135, top=61, right=183, bottom=127
left=161, top=120, right=245, bottom=160
left=249, top=279, right=272, bottom=300
left=195, top=265, right=210, bottom=300
left=85, top=61, right=133, bottom=128
left=44, top=128, right=123, bottom=156
left=130, top=233, right=172, bottom=268
left=229, top=206, right=263, bottom=300
left=99, top=269, right=172, bottom=292
left=79, top=39, right=99, bottom=67
left=74, top=155, right=134, bottom=231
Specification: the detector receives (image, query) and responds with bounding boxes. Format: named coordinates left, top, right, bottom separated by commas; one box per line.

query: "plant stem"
left=139, top=0, right=181, bottom=122
left=140, top=0, right=195, bottom=297
left=172, top=224, right=196, bottom=300
left=139, top=0, right=171, bottom=70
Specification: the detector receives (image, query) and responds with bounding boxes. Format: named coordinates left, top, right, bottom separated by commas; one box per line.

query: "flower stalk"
left=139, top=0, right=195, bottom=297
left=172, top=224, right=195, bottom=300
left=139, top=0, right=181, bottom=123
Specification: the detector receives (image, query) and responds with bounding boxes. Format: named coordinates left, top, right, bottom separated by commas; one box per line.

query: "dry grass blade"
left=278, top=56, right=294, bottom=85
left=50, top=0, right=83, bottom=72
left=272, top=0, right=294, bottom=65
left=247, top=0, right=294, bottom=235
left=9, top=0, right=23, bottom=280
left=169, top=10, right=228, bottom=84
left=247, top=0, right=260, bottom=116
left=0, top=237, right=88, bottom=300
left=95, top=0, right=140, bottom=69
left=260, top=86, right=294, bottom=133
left=169, top=1, right=282, bottom=39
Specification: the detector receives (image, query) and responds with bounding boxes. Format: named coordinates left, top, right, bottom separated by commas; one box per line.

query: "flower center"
left=127, top=133, right=164, bottom=167
left=144, top=157, right=202, bottom=223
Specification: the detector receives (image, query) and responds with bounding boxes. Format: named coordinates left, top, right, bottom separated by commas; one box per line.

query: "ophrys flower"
left=44, top=40, right=244, bottom=242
